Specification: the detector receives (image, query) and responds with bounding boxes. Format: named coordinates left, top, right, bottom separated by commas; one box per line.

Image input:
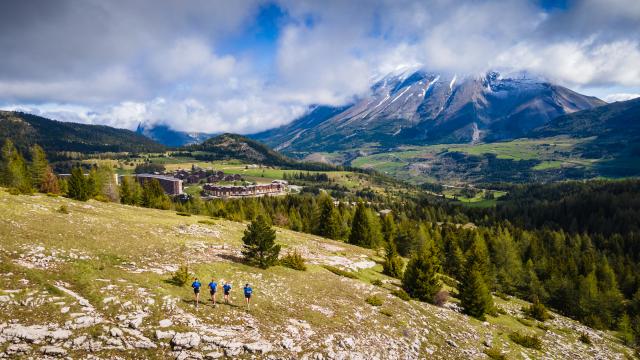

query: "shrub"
left=176, top=211, right=192, bottom=217
left=322, top=265, right=358, bottom=279
left=517, top=318, right=535, bottom=327
left=170, top=265, right=191, bottom=286
left=94, top=194, right=109, bottom=202
left=433, top=290, right=449, bottom=307
left=379, top=308, right=393, bottom=317
left=537, top=323, right=550, bottom=331
left=579, top=333, right=591, bottom=345
left=365, top=295, right=384, bottom=306
left=392, top=289, right=411, bottom=301
left=483, top=348, right=507, bottom=360
left=58, top=205, right=69, bottom=214
left=509, top=332, right=542, bottom=350
left=280, top=250, right=307, bottom=271
left=198, top=219, right=216, bottom=225
left=371, top=279, right=383, bottom=286
left=525, top=298, right=552, bottom=321
left=495, top=306, right=507, bottom=315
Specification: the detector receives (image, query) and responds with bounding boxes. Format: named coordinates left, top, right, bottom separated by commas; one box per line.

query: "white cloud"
left=604, top=93, right=640, bottom=103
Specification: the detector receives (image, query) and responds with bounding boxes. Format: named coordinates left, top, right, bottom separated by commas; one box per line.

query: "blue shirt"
left=192, top=281, right=201, bottom=289
left=244, top=286, right=253, bottom=297
left=223, top=284, right=231, bottom=292
left=208, top=282, right=217, bottom=291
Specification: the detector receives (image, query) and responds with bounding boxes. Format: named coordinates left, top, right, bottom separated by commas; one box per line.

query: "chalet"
left=202, top=180, right=286, bottom=198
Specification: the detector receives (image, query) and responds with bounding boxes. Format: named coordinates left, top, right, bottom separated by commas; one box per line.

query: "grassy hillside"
left=0, top=111, right=166, bottom=156
left=0, top=189, right=635, bottom=359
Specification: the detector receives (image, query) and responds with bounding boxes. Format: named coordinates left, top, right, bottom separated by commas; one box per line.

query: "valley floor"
left=0, top=189, right=635, bottom=359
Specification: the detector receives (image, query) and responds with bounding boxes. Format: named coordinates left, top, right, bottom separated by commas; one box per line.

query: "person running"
left=191, top=277, right=202, bottom=308
left=223, top=282, right=232, bottom=304
left=243, top=283, right=253, bottom=311
left=208, top=278, right=218, bottom=305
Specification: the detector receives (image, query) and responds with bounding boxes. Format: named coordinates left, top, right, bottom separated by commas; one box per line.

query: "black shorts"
left=210, top=290, right=216, bottom=295
left=245, top=294, right=251, bottom=299
left=224, top=291, right=230, bottom=296
left=193, top=288, right=200, bottom=294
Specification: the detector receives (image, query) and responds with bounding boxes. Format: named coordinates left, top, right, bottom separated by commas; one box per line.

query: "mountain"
left=253, top=70, right=605, bottom=154
left=533, top=97, right=640, bottom=176
left=183, top=133, right=299, bottom=167
left=136, top=123, right=216, bottom=147
left=0, top=111, right=166, bottom=155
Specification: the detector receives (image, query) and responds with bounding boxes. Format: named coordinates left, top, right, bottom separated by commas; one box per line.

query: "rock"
left=156, top=330, right=176, bottom=340
left=110, top=327, right=124, bottom=337
left=244, top=341, right=272, bottom=354
left=5, top=343, right=30, bottom=355
left=159, top=319, right=173, bottom=328
left=224, top=345, right=243, bottom=357
left=72, top=335, right=87, bottom=347
left=134, top=339, right=157, bottom=349
left=339, top=337, right=355, bottom=350
left=73, top=315, right=101, bottom=328
left=129, top=317, right=143, bottom=329
left=105, top=338, right=123, bottom=347
left=171, top=332, right=201, bottom=349
left=281, top=338, right=295, bottom=350
left=1, top=324, right=49, bottom=343
left=40, top=345, right=67, bottom=356
left=0, top=296, right=11, bottom=303
left=205, top=351, right=224, bottom=359
left=48, top=329, right=72, bottom=341
left=446, top=339, right=458, bottom=348
left=484, top=338, right=493, bottom=348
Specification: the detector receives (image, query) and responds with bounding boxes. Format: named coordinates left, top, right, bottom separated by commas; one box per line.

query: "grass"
left=0, top=188, right=634, bottom=358
left=509, top=331, right=542, bottom=350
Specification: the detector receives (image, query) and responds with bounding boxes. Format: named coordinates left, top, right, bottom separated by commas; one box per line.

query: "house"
left=131, top=174, right=183, bottom=195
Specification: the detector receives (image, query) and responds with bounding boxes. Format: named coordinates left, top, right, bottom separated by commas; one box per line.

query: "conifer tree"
left=348, top=201, right=381, bottom=248
left=241, top=215, right=281, bottom=268
left=119, top=176, right=142, bottom=205
left=381, top=213, right=397, bottom=244
left=29, top=145, right=48, bottom=190
left=402, top=242, right=441, bottom=302
left=67, top=166, right=90, bottom=201
left=40, top=167, right=60, bottom=194
left=383, top=240, right=404, bottom=278
left=1, top=140, right=32, bottom=193
left=459, top=235, right=494, bottom=319
left=618, top=313, right=635, bottom=346
left=141, top=179, right=170, bottom=209
left=316, top=193, right=342, bottom=239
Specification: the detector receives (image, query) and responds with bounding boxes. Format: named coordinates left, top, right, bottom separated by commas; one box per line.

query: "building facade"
left=131, top=174, right=183, bottom=195
left=202, top=180, right=286, bottom=198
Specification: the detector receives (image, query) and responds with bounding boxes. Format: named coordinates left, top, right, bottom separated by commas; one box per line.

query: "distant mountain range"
left=252, top=70, right=605, bottom=154
left=135, top=123, right=216, bottom=147
left=0, top=111, right=166, bottom=156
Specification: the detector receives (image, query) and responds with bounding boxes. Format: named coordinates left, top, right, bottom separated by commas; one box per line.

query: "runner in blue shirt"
left=243, top=283, right=253, bottom=311
left=223, top=282, right=232, bottom=304
left=208, top=278, right=218, bottom=306
left=191, top=277, right=202, bottom=308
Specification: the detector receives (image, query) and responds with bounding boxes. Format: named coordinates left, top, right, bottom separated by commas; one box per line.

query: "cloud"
left=1, top=0, right=640, bottom=133
left=604, top=93, right=640, bottom=103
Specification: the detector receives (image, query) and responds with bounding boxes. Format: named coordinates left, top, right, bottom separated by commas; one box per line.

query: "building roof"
left=131, top=173, right=182, bottom=182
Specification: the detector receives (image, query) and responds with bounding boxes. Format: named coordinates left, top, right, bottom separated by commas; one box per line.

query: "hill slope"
left=0, top=111, right=166, bottom=155
left=0, top=190, right=635, bottom=359
left=183, top=133, right=301, bottom=167
left=253, top=70, right=605, bottom=154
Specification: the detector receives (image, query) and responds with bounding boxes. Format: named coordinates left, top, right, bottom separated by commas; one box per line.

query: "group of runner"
left=190, top=277, right=253, bottom=310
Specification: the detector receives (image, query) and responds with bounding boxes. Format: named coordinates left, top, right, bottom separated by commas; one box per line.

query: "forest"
left=1, top=139, right=640, bottom=349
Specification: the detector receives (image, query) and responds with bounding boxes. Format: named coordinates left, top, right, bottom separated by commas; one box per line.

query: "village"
left=130, top=164, right=290, bottom=199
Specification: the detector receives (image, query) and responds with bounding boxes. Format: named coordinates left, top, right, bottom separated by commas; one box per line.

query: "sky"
left=1, top=0, right=639, bottom=133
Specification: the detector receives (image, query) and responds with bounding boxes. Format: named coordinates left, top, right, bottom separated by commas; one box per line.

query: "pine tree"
left=618, top=313, right=635, bottom=346
left=1, top=140, right=32, bottom=193
left=29, top=145, right=48, bottom=190
left=141, top=179, right=170, bottom=209
left=381, top=213, right=397, bottom=243
left=119, top=176, right=142, bottom=205
left=402, top=242, right=441, bottom=302
left=241, top=215, right=281, bottom=268
left=459, top=268, right=494, bottom=320
left=67, top=167, right=90, bottom=201
left=383, top=240, right=404, bottom=278
left=349, top=202, right=371, bottom=247
left=316, top=194, right=342, bottom=239
left=459, top=235, right=494, bottom=319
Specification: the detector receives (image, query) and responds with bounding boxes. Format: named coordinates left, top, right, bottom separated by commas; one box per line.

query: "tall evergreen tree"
left=67, top=167, right=90, bottom=201
left=119, top=176, right=142, bottom=205
left=29, top=145, right=48, bottom=190
left=402, top=242, right=441, bottom=302
left=1, top=139, right=32, bottom=193
left=348, top=201, right=381, bottom=248
left=40, top=167, right=60, bottom=194
left=141, top=179, right=170, bottom=209
left=459, top=235, right=494, bottom=319
left=316, top=193, right=342, bottom=239
left=241, top=215, right=281, bottom=268
left=383, top=240, right=404, bottom=278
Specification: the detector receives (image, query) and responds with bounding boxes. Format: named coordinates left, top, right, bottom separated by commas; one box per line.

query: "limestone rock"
left=171, top=332, right=201, bottom=349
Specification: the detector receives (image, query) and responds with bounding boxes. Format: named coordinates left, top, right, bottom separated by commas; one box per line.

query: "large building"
left=202, top=180, right=286, bottom=198
left=130, top=174, right=183, bottom=195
